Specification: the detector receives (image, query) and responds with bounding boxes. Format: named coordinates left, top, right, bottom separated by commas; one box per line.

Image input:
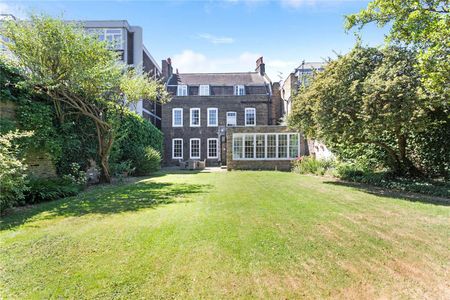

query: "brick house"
left=161, top=57, right=306, bottom=169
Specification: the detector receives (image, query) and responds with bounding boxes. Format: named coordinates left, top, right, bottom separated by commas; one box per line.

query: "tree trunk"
left=95, top=122, right=114, bottom=183
left=369, top=140, right=402, bottom=174
left=47, top=90, right=117, bottom=183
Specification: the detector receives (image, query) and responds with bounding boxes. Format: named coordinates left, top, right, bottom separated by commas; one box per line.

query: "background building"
left=1, top=16, right=162, bottom=128
left=281, top=61, right=325, bottom=116
left=161, top=57, right=303, bottom=168
left=281, top=61, right=332, bottom=160
left=82, top=20, right=162, bottom=128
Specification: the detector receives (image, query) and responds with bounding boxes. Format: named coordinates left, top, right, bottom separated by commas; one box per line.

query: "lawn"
left=1, top=171, right=449, bottom=299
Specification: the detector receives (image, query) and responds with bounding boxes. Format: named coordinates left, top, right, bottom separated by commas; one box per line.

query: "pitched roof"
left=168, top=72, right=267, bottom=86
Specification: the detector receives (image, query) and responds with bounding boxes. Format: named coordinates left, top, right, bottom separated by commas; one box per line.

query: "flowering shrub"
left=62, top=162, right=87, bottom=186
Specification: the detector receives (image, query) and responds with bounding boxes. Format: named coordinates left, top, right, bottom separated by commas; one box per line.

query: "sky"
left=0, top=0, right=388, bottom=81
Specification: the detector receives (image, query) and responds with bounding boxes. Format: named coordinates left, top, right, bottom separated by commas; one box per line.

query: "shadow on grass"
left=324, top=180, right=450, bottom=206
left=1, top=180, right=212, bottom=231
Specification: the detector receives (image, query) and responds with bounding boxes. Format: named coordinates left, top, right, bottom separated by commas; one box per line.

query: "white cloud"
left=171, top=49, right=296, bottom=81
left=172, top=50, right=211, bottom=73
left=197, top=33, right=235, bottom=44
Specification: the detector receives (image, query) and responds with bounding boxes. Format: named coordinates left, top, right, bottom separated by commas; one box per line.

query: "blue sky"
left=1, top=0, right=388, bottom=80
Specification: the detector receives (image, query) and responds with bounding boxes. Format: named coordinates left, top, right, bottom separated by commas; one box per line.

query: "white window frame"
left=105, top=29, right=123, bottom=50
left=172, top=108, right=183, bottom=127
left=234, top=85, right=245, bottom=96
left=189, top=138, right=201, bottom=159
left=199, top=85, right=210, bottom=96
left=232, top=133, right=300, bottom=160
left=190, top=108, right=201, bottom=127
left=207, top=108, right=218, bottom=127
left=245, top=108, right=256, bottom=126
left=207, top=138, right=219, bottom=159
left=172, top=138, right=183, bottom=159
left=226, top=111, right=237, bottom=127
left=88, top=28, right=123, bottom=50
left=177, top=85, right=188, bottom=96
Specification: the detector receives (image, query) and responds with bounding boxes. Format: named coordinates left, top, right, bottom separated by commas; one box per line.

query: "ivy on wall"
left=1, top=60, right=164, bottom=178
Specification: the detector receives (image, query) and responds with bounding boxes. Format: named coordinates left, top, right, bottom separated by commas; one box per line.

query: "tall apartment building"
left=1, top=16, right=162, bottom=128
left=81, top=20, right=162, bottom=128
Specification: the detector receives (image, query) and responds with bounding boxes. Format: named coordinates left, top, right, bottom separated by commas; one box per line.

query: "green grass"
left=1, top=171, right=449, bottom=299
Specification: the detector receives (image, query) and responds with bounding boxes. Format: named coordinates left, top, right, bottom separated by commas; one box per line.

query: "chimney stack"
left=255, top=56, right=265, bottom=76
left=161, top=57, right=173, bottom=80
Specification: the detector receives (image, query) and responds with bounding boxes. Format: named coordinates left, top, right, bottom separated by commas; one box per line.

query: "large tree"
left=1, top=15, right=170, bottom=182
left=289, top=45, right=436, bottom=176
left=345, top=0, right=450, bottom=98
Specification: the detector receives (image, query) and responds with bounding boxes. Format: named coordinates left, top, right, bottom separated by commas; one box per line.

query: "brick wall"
left=0, top=101, right=57, bottom=178
left=226, top=126, right=307, bottom=171
left=25, top=150, right=57, bottom=178
left=270, top=82, right=283, bottom=125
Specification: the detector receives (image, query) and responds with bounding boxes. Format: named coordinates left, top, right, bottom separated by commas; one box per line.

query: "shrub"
left=110, top=111, right=163, bottom=174
left=0, top=130, right=33, bottom=213
left=111, top=160, right=135, bottom=176
left=62, top=162, right=87, bottom=186
left=292, top=156, right=335, bottom=175
left=334, top=163, right=365, bottom=179
left=334, top=162, right=449, bottom=198
left=23, top=177, right=82, bottom=204
left=134, top=146, right=161, bottom=176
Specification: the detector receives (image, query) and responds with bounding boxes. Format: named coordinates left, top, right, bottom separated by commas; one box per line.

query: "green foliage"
left=334, top=163, right=449, bottom=198
left=345, top=0, right=450, bottom=97
left=135, top=147, right=162, bottom=176
left=1, top=59, right=63, bottom=162
left=111, top=110, right=163, bottom=175
left=289, top=45, right=448, bottom=177
left=0, top=130, right=33, bottom=213
left=292, top=156, right=335, bottom=176
left=15, top=99, right=62, bottom=161
left=111, top=160, right=134, bottom=177
left=56, top=116, right=98, bottom=175
left=2, top=15, right=171, bottom=182
left=62, top=163, right=87, bottom=186
left=408, top=108, right=450, bottom=178
left=0, top=118, right=16, bottom=133
left=24, top=177, right=82, bottom=204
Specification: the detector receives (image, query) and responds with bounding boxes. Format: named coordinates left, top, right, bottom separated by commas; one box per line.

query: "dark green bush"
left=334, top=163, right=449, bottom=198
left=111, top=160, right=134, bottom=176
left=23, top=178, right=83, bottom=204
left=134, top=147, right=161, bottom=176
left=110, top=110, right=163, bottom=174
